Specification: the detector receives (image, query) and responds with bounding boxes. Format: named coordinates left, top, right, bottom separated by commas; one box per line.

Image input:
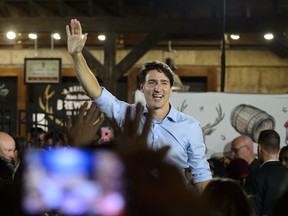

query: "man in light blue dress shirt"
left=66, top=18, right=212, bottom=192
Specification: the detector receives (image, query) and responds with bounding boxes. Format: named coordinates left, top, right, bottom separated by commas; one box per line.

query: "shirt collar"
left=260, top=159, right=279, bottom=168
left=143, top=103, right=178, bottom=122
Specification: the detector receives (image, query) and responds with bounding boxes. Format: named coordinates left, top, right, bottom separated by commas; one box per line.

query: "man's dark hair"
left=45, top=130, right=64, bottom=143
left=258, top=129, right=280, bottom=154
left=138, top=60, right=175, bottom=87
left=30, top=127, right=44, bottom=138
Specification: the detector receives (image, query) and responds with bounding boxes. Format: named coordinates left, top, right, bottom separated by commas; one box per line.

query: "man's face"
left=0, top=137, right=15, bottom=162
left=37, top=132, right=46, bottom=146
left=141, top=70, right=172, bottom=110
left=230, top=140, right=248, bottom=160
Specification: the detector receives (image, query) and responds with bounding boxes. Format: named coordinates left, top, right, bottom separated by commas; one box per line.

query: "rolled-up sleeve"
left=92, top=88, right=128, bottom=122
left=188, top=122, right=212, bottom=183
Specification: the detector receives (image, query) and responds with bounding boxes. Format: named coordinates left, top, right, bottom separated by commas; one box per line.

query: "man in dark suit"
left=245, top=129, right=288, bottom=216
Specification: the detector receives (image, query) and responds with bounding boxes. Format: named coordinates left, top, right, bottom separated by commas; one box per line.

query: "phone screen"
left=101, top=130, right=111, bottom=142
left=99, top=127, right=113, bottom=144
left=22, top=148, right=126, bottom=216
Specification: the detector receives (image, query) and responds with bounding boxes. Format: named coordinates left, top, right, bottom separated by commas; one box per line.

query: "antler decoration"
left=38, top=85, right=63, bottom=126
left=177, top=100, right=188, bottom=112
left=202, top=104, right=225, bottom=136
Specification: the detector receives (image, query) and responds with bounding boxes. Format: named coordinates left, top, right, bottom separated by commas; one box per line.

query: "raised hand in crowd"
left=111, top=103, right=206, bottom=216
left=112, top=103, right=154, bottom=152
left=66, top=102, right=104, bottom=147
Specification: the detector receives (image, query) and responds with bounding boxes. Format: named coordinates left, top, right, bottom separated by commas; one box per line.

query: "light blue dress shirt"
left=94, top=88, right=212, bottom=184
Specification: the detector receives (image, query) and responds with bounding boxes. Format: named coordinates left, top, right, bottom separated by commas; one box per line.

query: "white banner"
left=135, top=91, right=288, bottom=158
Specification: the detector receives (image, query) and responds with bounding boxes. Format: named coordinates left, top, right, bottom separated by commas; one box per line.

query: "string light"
left=264, top=33, right=274, bottom=40
left=52, top=33, right=61, bottom=40
left=6, top=31, right=16, bottom=40
left=98, top=34, right=106, bottom=41
left=230, top=34, right=240, bottom=40
left=28, top=33, right=37, bottom=40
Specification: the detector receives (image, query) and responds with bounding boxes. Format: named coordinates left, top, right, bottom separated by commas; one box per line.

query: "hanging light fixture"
left=28, top=33, right=38, bottom=57
left=163, top=41, right=188, bottom=91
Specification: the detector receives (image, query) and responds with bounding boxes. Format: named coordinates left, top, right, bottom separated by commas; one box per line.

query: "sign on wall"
left=24, top=58, right=61, bottom=84
left=29, top=78, right=90, bottom=131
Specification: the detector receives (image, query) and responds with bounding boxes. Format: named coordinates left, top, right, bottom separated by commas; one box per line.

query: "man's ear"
left=140, top=84, right=144, bottom=92
left=258, top=144, right=261, bottom=151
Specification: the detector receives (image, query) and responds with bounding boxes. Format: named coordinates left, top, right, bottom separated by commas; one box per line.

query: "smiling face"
left=141, top=69, right=172, bottom=112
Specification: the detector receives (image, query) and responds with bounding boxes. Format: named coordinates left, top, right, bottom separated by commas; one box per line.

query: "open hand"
left=66, top=102, right=104, bottom=147
left=66, top=18, right=88, bottom=55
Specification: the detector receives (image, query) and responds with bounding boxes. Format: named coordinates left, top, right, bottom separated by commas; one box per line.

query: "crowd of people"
left=1, top=102, right=288, bottom=216
left=0, top=18, right=288, bottom=216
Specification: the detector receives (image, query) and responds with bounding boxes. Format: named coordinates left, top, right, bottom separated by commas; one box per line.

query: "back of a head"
left=279, top=146, right=288, bottom=168
left=29, top=127, right=44, bottom=137
left=226, top=158, right=250, bottom=178
left=45, top=130, right=65, bottom=143
left=279, top=146, right=288, bottom=158
left=208, top=158, right=227, bottom=178
left=258, top=129, right=280, bottom=154
left=226, top=158, right=250, bottom=186
left=201, top=178, right=254, bottom=216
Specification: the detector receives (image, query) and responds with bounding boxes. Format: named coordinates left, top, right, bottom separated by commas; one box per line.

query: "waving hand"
left=66, top=18, right=88, bottom=55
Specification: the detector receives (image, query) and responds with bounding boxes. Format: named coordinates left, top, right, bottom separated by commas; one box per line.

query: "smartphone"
left=100, top=127, right=113, bottom=143
left=21, top=148, right=126, bottom=216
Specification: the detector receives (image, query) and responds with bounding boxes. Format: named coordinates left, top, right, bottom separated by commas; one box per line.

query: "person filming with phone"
left=66, top=18, right=212, bottom=193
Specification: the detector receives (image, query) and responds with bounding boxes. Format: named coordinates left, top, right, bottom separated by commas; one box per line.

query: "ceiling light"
left=6, top=31, right=16, bottom=40
left=230, top=34, right=240, bottom=40
left=98, top=34, right=106, bottom=41
left=52, top=33, right=61, bottom=40
left=28, top=33, right=37, bottom=40
left=264, top=33, right=274, bottom=40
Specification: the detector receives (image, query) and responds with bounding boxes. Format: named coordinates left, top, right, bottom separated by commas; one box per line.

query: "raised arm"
left=66, top=18, right=102, bottom=99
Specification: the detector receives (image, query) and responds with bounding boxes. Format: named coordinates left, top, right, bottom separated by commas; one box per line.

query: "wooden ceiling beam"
left=28, top=0, right=56, bottom=17
left=82, top=47, right=105, bottom=81
left=0, top=17, right=287, bottom=34
left=0, top=1, right=10, bottom=17
left=115, top=33, right=166, bottom=79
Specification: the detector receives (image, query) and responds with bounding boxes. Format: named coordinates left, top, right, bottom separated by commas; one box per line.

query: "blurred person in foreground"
left=202, top=178, right=255, bottom=216
left=66, top=102, right=207, bottom=215
left=66, top=18, right=212, bottom=193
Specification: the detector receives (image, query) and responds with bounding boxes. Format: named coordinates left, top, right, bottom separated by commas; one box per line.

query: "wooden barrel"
left=230, top=104, right=275, bottom=142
